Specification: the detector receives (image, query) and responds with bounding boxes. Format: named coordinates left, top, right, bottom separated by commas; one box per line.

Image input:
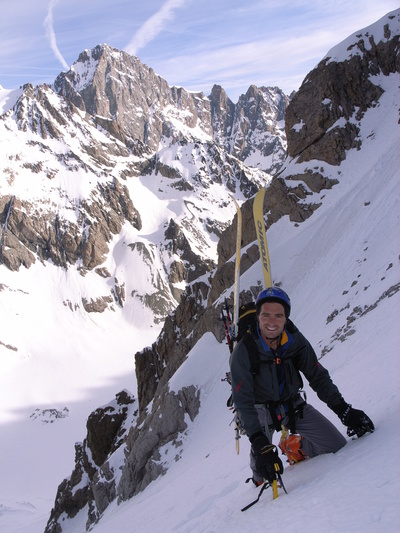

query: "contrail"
left=44, top=0, right=69, bottom=70
left=125, top=0, right=185, bottom=56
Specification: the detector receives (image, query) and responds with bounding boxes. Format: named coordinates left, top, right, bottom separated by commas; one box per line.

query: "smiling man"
left=229, top=287, right=374, bottom=486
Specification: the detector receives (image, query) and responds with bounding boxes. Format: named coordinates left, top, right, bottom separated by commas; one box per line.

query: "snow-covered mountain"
left=0, top=43, right=288, bottom=326
left=0, top=9, right=399, bottom=533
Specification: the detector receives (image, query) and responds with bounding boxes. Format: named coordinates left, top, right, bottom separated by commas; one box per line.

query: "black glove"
left=333, top=402, right=375, bottom=438
left=250, top=432, right=283, bottom=483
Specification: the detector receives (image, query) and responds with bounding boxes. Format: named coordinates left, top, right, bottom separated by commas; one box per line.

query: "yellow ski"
left=272, top=479, right=279, bottom=499
left=253, top=188, right=272, bottom=288
left=229, top=194, right=242, bottom=343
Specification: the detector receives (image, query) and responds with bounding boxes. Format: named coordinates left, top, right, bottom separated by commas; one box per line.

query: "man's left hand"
left=343, top=407, right=375, bottom=437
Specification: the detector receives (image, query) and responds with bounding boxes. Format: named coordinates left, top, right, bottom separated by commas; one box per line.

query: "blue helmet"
left=256, top=287, right=291, bottom=317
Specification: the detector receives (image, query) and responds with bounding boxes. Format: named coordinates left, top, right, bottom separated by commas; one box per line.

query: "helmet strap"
left=264, top=334, right=281, bottom=341
left=263, top=333, right=283, bottom=349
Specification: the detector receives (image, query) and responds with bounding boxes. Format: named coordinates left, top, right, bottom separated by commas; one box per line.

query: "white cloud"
left=125, top=0, right=186, bottom=57
left=43, top=0, right=69, bottom=70
left=143, top=30, right=335, bottom=98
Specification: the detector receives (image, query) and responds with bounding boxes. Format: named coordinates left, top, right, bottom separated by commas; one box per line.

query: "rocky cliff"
left=53, top=45, right=288, bottom=170
left=286, top=15, right=399, bottom=164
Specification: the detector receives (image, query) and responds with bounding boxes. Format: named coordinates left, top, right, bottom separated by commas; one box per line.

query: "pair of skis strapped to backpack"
left=227, top=189, right=287, bottom=505
left=227, top=188, right=272, bottom=349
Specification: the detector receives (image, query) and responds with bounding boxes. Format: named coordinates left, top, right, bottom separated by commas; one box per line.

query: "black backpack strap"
left=242, top=333, right=261, bottom=376
left=265, top=399, right=296, bottom=432
left=285, top=319, right=297, bottom=334
left=266, top=403, right=283, bottom=432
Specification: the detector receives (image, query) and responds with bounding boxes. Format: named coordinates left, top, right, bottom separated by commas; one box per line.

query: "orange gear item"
left=279, top=433, right=307, bottom=465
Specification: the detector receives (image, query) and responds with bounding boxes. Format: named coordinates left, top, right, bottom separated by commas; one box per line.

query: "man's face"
left=258, top=301, right=286, bottom=341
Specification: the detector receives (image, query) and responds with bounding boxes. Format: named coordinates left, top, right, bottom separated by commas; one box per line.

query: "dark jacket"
left=229, top=320, right=345, bottom=438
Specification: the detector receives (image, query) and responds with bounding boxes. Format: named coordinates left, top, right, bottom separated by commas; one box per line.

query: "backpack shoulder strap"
left=242, top=332, right=261, bottom=376
left=286, top=319, right=297, bottom=334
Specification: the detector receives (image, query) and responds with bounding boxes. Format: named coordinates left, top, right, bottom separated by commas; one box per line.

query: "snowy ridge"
left=70, top=50, right=101, bottom=91
left=324, top=9, right=400, bottom=63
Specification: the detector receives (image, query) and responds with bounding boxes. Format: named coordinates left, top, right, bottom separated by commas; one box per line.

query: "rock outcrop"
left=45, top=390, right=137, bottom=533
left=44, top=386, right=200, bottom=532
left=0, top=178, right=141, bottom=271
left=285, top=15, right=399, bottom=164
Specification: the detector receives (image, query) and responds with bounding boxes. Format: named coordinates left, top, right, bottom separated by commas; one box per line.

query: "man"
left=229, top=287, right=374, bottom=486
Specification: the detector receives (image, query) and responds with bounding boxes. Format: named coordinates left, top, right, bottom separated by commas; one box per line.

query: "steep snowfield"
left=0, top=88, right=23, bottom=114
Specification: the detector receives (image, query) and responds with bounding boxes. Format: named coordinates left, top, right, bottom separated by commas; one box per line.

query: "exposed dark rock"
left=118, top=386, right=200, bottom=500
left=134, top=280, right=221, bottom=412
left=45, top=391, right=136, bottom=533
left=0, top=178, right=141, bottom=272
left=285, top=25, right=399, bottom=164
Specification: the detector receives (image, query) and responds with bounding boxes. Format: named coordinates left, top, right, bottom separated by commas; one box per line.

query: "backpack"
left=221, top=299, right=257, bottom=354
left=225, top=301, right=258, bottom=412
left=236, top=301, right=257, bottom=343
left=235, top=301, right=263, bottom=376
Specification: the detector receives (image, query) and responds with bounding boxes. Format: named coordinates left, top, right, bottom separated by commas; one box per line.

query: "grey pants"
left=250, top=403, right=347, bottom=481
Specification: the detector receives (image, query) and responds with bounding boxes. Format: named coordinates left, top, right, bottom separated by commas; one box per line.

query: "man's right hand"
left=251, top=433, right=284, bottom=483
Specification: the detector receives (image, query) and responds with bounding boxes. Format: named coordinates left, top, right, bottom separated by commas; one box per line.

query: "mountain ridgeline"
left=0, top=10, right=398, bottom=533
left=0, top=43, right=289, bottom=322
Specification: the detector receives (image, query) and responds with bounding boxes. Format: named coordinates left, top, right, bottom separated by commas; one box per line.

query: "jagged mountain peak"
left=53, top=43, right=214, bottom=151
left=66, top=42, right=171, bottom=94
left=208, top=83, right=288, bottom=173
left=55, top=43, right=150, bottom=94
left=51, top=43, right=289, bottom=172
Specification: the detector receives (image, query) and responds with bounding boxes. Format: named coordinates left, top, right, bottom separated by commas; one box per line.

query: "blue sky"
left=0, top=0, right=398, bottom=102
